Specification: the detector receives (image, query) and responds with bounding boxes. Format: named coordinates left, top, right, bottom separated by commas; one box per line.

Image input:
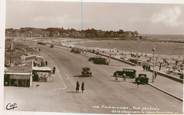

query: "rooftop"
left=6, top=61, right=32, bottom=73
left=32, top=66, right=52, bottom=72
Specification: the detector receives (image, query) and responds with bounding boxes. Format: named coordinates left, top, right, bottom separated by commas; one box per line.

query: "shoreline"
left=6, top=36, right=184, bottom=44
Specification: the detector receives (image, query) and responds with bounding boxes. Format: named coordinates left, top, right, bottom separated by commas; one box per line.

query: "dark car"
left=113, top=71, right=124, bottom=77
left=128, top=58, right=142, bottom=65
left=37, top=42, right=46, bottom=45
left=71, top=48, right=81, bottom=54
left=179, top=73, right=184, bottom=79
left=113, top=68, right=136, bottom=79
left=135, top=74, right=149, bottom=85
left=88, top=57, right=109, bottom=65
left=81, top=67, right=92, bottom=77
left=50, top=44, right=54, bottom=48
left=122, top=68, right=136, bottom=78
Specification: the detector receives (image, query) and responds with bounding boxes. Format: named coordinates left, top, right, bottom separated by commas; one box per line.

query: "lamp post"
left=152, top=48, right=156, bottom=82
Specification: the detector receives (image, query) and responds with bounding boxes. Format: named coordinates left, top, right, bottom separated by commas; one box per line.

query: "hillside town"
left=6, top=27, right=141, bottom=39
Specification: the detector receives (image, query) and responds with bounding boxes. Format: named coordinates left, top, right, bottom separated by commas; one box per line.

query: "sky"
left=6, top=0, right=184, bottom=34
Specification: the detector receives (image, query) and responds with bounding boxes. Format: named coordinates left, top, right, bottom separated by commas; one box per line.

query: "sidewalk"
left=151, top=65, right=182, bottom=78
left=124, top=65, right=183, bottom=101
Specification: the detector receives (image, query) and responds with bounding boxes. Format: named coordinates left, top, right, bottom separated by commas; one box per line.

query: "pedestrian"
left=142, top=65, right=145, bottom=71
left=152, top=74, right=155, bottom=83
left=45, top=61, right=48, bottom=66
left=159, top=62, right=162, bottom=71
left=53, top=66, right=56, bottom=74
left=148, top=65, right=151, bottom=71
left=135, top=78, right=140, bottom=88
left=114, top=73, right=118, bottom=81
left=41, top=61, right=44, bottom=66
left=81, top=81, right=85, bottom=93
left=123, top=73, right=126, bottom=81
left=115, top=75, right=118, bottom=81
left=76, top=81, right=80, bottom=93
left=33, top=61, right=36, bottom=66
left=154, top=71, right=157, bottom=79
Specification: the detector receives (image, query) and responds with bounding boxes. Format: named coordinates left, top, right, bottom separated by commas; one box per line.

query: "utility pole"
left=108, top=53, right=111, bottom=64
left=80, top=0, right=84, bottom=30
left=152, top=48, right=156, bottom=82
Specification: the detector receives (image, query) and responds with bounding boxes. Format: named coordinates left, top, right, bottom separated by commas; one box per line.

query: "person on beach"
left=81, top=82, right=85, bottom=93
left=76, top=81, right=80, bottom=93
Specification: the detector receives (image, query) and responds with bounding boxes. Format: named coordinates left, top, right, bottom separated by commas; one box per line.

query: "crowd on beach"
left=36, top=38, right=184, bottom=79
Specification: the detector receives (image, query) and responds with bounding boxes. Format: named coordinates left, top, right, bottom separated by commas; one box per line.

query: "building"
left=32, top=66, right=52, bottom=82
left=4, top=62, right=32, bottom=87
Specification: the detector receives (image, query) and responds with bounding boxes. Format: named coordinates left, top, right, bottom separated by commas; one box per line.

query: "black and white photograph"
left=2, top=0, right=184, bottom=114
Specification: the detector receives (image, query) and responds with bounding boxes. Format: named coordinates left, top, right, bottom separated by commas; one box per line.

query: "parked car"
left=70, top=48, right=81, bottom=54
left=50, top=44, right=54, bottom=48
left=37, top=42, right=46, bottom=45
left=113, top=68, right=136, bottom=79
left=135, top=74, right=149, bottom=85
left=88, top=57, right=109, bottom=65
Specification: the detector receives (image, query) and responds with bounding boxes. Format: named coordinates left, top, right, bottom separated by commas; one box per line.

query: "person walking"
left=142, top=65, right=145, bottom=71
left=45, top=61, right=48, bottom=66
left=123, top=73, right=126, bottom=81
left=76, top=81, right=80, bottom=93
left=159, top=62, right=162, bottom=71
left=81, top=82, right=85, bottom=93
left=154, top=71, right=157, bottom=79
left=114, top=73, right=118, bottom=81
left=53, top=66, right=56, bottom=74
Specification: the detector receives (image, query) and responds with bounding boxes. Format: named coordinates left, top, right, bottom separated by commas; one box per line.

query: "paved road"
left=37, top=44, right=182, bottom=113
left=4, top=40, right=182, bottom=114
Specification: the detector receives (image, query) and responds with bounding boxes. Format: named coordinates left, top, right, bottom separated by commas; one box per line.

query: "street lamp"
left=152, top=48, right=156, bottom=82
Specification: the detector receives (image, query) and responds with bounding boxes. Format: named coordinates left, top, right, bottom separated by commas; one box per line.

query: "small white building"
left=4, top=62, right=32, bottom=87
left=32, top=66, right=52, bottom=82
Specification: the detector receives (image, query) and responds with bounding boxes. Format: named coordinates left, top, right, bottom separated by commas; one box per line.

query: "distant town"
left=6, top=27, right=141, bottom=39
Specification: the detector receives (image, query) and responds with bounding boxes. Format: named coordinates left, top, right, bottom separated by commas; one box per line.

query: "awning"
left=5, top=73, right=31, bottom=80
left=32, top=66, right=52, bottom=72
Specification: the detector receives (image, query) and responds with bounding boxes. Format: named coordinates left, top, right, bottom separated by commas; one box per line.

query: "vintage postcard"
left=1, top=0, right=184, bottom=115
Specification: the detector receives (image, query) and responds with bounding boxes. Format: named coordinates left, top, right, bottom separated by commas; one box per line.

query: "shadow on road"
left=73, top=75, right=93, bottom=78
left=109, top=79, right=122, bottom=82
left=66, top=90, right=78, bottom=93
left=73, top=75, right=83, bottom=77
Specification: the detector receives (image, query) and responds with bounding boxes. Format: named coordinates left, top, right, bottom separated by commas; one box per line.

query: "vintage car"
left=113, top=68, right=136, bottom=79
left=70, top=48, right=81, bottom=54
left=135, top=74, right=149, bottom=85
left=37, top=42, right=46, bottom=45
left=88, top=57, right=109, bottom=65
left=81, top=67, right=92, bottom=77
left=50, top=44, right=54, bottom=48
